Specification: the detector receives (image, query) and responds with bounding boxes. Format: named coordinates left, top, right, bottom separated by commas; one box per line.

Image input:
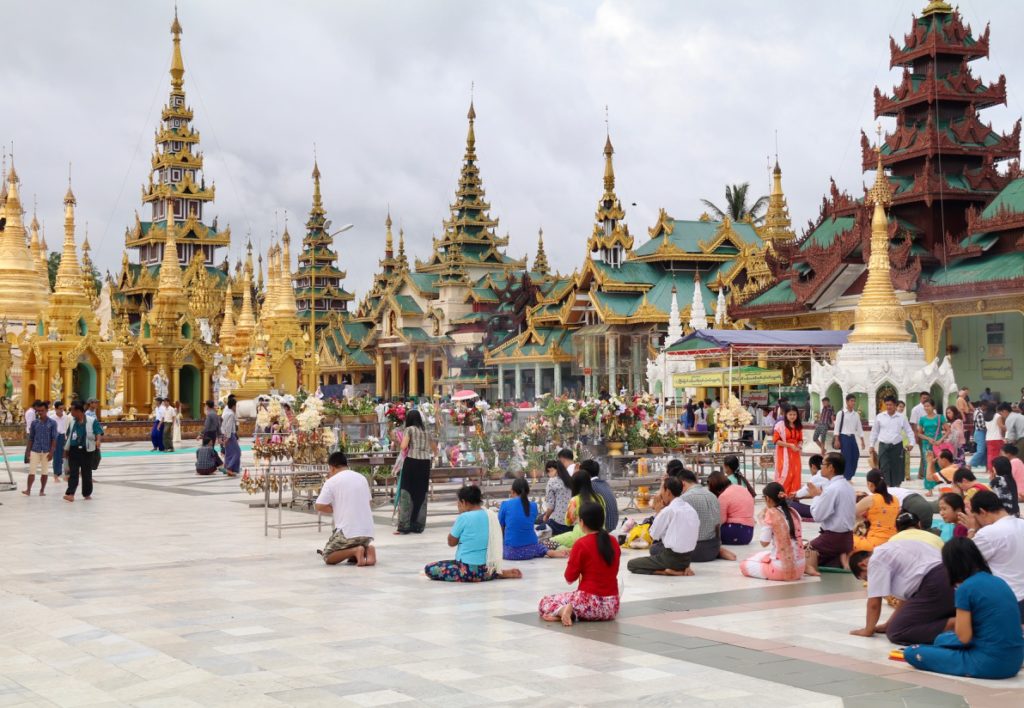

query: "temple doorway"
left=180, top=365, right=201, bottom=420
left=74, top=362, right=97, bottom=403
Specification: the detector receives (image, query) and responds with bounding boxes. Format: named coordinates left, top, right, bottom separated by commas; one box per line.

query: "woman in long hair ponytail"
left=512, top=477, right=531, bottom=517
left=579, top=502, right=613, bottom=565
left=852, top=469, right=900, bottom=553
left=739, top=481, right=805, bottom=581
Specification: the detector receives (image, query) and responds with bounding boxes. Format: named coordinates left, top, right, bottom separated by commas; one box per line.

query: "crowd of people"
left=20, top=398, right=104, bottom=502
left=313, top=403, right=1024, bottom=681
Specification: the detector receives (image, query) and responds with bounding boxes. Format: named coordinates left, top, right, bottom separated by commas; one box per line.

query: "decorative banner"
left=673, top=366, right=784, bottom=388
left=981, top=358, right=1013, bottom=381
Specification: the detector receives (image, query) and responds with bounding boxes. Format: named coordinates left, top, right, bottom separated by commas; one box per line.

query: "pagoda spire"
left=384, top=210, right=394, bottom=258
left=169, top=6, right=184, bottom=92
left=0, top=163, right=49, bottom=322
left=715, top=284, right=727, bottom=326
left=848, top=145, right=911, bottom=344
left=397, top=228, right=408, bottom=270
left=256, top=252, right=264, bottom=293
left=761, top=157, right=795, bottom=247
left=295, top=160, right=351, bottom=321
left=28, top=209, right=49, bottom=296
left=52, top=184, right=86, bottom=297
left=234, top=250, right=257, bottom=351
left=688, top=272, right=708, bottom=331
left=667, top=285, right=683, bottom=345
left=587, top=129, right=632, bottom=260
left=533, top=227, right=550, bottom=275
left=277, top=229, right=300, bottom=316
left=218, top=280, right=237, bottom=357
left=81, top=230, right=98, bottom=306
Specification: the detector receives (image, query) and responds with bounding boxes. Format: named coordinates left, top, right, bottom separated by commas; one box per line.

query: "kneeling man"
left=315, top=451, right=377, bottom=566
left=628, top=476, right=699, bottom=576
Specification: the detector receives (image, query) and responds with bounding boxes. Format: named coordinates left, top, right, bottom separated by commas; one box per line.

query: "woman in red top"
left=774, top=406, right=804, bottom=496
left=538, top=502, right=620, bottom=626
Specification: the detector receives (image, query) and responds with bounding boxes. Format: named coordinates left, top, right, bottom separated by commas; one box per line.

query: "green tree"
left=700, top=183, right=769, bottom=225
left=46, top=252, right=101, bottom=293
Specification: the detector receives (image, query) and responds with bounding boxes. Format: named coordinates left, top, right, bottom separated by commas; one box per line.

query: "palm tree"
left=700, top=183, right=769, bottom=225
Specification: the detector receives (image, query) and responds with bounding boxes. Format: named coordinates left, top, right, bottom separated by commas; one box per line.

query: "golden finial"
left=921, top=1, right=953, bottom=16
left=170, top=5, right=184, bottom=92
left=384, top=209, right=394, bottom=255
left=465, top=93, right=477, bottom=154
left=868, top=124, right=892, bottom=208
left=64, top=165, right=76, bottom=206
left=603, top=121, right=615, bottom=196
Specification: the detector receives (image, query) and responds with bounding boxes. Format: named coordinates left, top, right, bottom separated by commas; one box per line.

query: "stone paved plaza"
left=1, top=441, right=1021, bottom=707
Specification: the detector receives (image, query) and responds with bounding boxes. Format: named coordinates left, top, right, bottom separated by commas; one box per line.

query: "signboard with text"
left=981, top=358, right=1013, bottom=381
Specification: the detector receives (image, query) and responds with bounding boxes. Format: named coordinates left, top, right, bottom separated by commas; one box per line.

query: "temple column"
left=424, top=350, right=434, bottom=396
left=202, top=366, right=211, bottom=406
left=497, top=363, right=505, bottom=400
left=172, top=366, right=180, bottom=405
left=408, top=350, right=418, bottom=397
left=390, top=353, right=400, bottom=398
left=375, top=351, right=385, bottom=397
left=607, top=334, right=617, bottom=395
left=97, top=366, right=107, bottom=408
left=63, top=364, right=73, bottom=403
left=514, top=363, right=522, bottom=400
left=534, top=362, right=542, bottom=399
left=553, top=363, right=562, bottom=396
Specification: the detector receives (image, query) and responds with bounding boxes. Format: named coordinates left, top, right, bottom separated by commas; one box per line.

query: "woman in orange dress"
left=773, top=406, right=803, bottom=496
left=852, top=469, right=900, bottom=553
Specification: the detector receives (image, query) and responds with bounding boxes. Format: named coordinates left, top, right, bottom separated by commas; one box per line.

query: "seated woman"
left=194, top=433, right=221, bottom=476
left=852, top=469, right=900, bottom=553
left=905, top=538, right=1024, bottom=680
left=424, top=485, right=523, bottom=582
left=740, top=482, right=804, bottom=581
left=541, top=460, right=574, bottom=536
left=708, top=467, right=755, bottom=546
left=550, top=467, right=606, bottom=550
left=935, top=492, right=969, bottom=543
left=499, top=478, right=568, bottom=560
left=538, top=502, right=621, bottom=626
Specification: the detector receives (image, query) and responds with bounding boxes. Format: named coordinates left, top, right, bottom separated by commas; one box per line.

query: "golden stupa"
left=0, top=165, right=50, bottom=325
left=847, top=141, right=912, bottom=344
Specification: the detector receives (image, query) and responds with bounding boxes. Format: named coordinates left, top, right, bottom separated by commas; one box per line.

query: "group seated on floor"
left=310, top=446, right=1023, bottom=676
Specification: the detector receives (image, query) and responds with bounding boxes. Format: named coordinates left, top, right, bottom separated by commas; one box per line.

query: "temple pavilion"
left=734, top=0, right=1024, bottom=401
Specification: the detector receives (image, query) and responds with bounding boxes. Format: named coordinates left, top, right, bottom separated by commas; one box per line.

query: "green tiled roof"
left=393, top=294, right=422, bottom=314
left=452, top=312, right=488, bottom=325
left=591, top=259, right=660, bottom=285
left=470, top=287, right=498, bottom=303
left=633, top=219, right=760, bottom=258
left=745, top=279, right=796, bottom=307
left=407, top=272, right=440, bottom=294
left=923, top=251, right=1024, bottom=287
left=801, top=216, right=856, bottom=251
left=981, top=178, right=1024, bottom=218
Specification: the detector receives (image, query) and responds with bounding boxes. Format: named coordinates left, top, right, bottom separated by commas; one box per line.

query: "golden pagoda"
left=0, top=165, right=50, bottom=325
left=847, top=144, right=912, bottom=344
left=760, top=159, right=797, bottom=250
left=217, top=280, right=238, bottom=360
left=21, top=184, right=114, bottom=405
left=113, top=8, right=231, bottom=325
left=260, top=228, right=308, bottom=393
left=232, top=244, right=257, bottom=355
left=28, top=211, right=51, bottom=302
left=533, top=228, right=550, bottom=276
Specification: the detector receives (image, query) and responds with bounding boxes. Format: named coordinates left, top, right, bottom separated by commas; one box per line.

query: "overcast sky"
left=4, top=1, right=1024, bottom=296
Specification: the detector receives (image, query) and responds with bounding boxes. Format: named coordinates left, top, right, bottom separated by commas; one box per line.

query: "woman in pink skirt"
left=538, top=502, right=621, bottom=626
left=740, top=482, right=805, bottom=581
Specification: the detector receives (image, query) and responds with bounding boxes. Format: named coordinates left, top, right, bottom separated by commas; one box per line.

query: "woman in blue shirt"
left=905, top=538, right=1023, bottom=679
left=425, top=485, right=523, bottom=582
left=499, top=479, right=568, bottom=560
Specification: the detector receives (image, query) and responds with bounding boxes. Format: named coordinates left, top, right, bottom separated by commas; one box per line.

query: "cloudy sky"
left=4, top=1, right=1024, bottom=296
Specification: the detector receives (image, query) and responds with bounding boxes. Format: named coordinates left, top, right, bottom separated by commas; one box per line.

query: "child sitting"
left=195, top=433, right=221, bottom=476
left=425, top=485, right=523, bottom=582
left=539, top=502, right=621, bottom=626
left=498, top=478, right=568, bottom=560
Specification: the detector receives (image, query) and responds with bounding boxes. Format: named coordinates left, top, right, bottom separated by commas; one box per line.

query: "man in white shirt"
left=962, top=490, right=1024, bottom=621
left=834, top=394, right=866, bottom=480
left=1003, top=405, right=1024, bottom=446
left=627, top=476, right=699, bottom=576
left=909, top=392, right=929, bottom=427
left=161, top=399, right=177, bottom=452
left=315, top=451, right=377, bottom=566
left=790, top=454, right=827, bottom=520
left=870, top=395, right=916, bottom=488
left=805, top=453, right=857, bottom=575
left=848, top=537, right=954, bottom=644
left=48, top=401, right=71, bottom=478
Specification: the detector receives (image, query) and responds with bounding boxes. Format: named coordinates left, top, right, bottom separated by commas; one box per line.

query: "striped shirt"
left=29, top=417, right=58, bottom=453
left=681, top=485, right=721, bottom=542
left=404, top=426, right=431, bottom=460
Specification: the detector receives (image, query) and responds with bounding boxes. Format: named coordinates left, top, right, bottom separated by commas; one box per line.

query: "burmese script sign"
left=673, top=366, right=784, bottom=388
left=981, top=359, right=1012, bottom=381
